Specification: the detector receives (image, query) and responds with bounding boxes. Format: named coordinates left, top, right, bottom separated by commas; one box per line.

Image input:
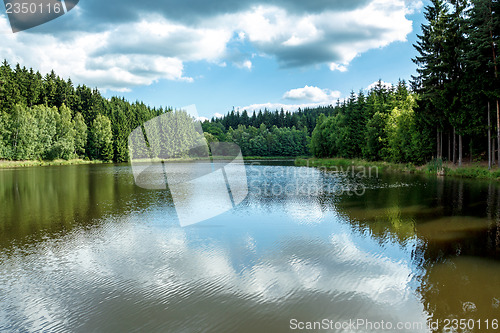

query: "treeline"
left=0, top=61, right=165, bottom=161
left=202, top=122, right=310, bottom=157
left=205, top=82, right=432, bottom=162
left=211, top=106, right=335, bottom=135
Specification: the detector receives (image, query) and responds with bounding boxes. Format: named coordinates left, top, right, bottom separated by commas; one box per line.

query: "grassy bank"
left=442, top=163, right=500, bottom=179
left=0, top=159, right=107, bottom=169
left=242, top=156, right=301, bottom=160
left=294, top=157, right=500, bottom=180
left=295, top=158, right=418, bottom=174
left=0, top=156, right=298, bottom=169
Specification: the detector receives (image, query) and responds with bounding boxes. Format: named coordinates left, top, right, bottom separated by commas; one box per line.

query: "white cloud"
left=0, top=0, right=419, bottom=91
left=0, top=16, right=195, bottom=91
left=213, top=113, right=224, bottom=118
left=367, top=80, right=393, bottom=91
left=234, top=60, right=252, bottom=70
left=283, top=85, right=341, bottom=103
left=329, top=63, right=348, bottom=72
left=239, top=85, right=342, bottom=112
left=237, top=31, right=246, bottom=41
left=239, top=102, right=332, bottom=113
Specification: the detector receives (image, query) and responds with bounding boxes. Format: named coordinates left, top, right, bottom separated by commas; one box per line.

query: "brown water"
left=0, top=162, right=499, bottom=332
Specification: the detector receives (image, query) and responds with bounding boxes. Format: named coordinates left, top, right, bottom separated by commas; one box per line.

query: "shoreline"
left=0, top=156, right=300, bottom=169
left=294, top=157, right=500, bottom=181
left=0, top=159, right=107, bottom=169
left=4, top=156, right=500, bottom=181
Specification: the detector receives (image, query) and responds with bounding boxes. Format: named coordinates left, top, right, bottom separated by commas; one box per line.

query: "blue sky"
left=1, top=0, right=426, bottom=119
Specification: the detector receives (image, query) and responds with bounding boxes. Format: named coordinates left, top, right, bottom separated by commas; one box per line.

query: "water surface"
left=1, top=162, right=499, bottom=332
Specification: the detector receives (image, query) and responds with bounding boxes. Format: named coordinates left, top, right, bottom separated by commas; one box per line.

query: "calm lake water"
left=1, top=162, right=499, bottom=332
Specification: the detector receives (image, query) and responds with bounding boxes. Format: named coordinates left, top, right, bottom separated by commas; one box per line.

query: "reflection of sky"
left=0, top=165, right=430, bottom=332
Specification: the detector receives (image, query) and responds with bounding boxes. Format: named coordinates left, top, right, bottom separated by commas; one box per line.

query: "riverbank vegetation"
left=0, top=158, right=105, bottom=169
left=296, top=157, right=500, bottom=180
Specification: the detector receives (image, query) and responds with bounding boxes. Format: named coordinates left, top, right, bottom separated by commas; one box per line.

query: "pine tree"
left=412, top=0, right=450, bottom=160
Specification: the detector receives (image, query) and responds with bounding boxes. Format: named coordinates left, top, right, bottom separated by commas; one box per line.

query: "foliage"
left=224, top=124, right=309, bottom=157
left=308, top=81, right=434, bottom=164
left=89, top=114, right=114, bottom=161
left=0, top=61, right=164, bottom=161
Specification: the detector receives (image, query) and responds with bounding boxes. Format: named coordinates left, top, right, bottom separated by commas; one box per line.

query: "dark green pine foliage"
left=412, top=0, right=450, bottom=159
left=463, top=0, right=500, bottom=165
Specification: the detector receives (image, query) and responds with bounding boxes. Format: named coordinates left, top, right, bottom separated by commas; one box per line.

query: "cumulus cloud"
left=283, top=85, right=341, bottom=103
left=329, top=63, right=348, bottom=72
left=239, top=101, right=333, bottom=113
left=0, top=16, right=193, bottom=91
left=234, top=60, right=252, bottom=70
left=0, top=0, right=420, bottom=91
left=367, top=80, right=394, bottom=91
left=237, top=85, right=341, bottom=112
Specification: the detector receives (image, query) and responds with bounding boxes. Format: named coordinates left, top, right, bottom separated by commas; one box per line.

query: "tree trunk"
left=453, top=127, right=457, bottom=164
left=489, top=101, right=492, bottom=169
left=448, top=130, right=451, bottom=162
left=437, top=129, right=440, bottom=159
left=440, top=131, right=443, bottom=160
left=489, top=3, right=499, bottom=167
left=497, top=100, right=500, bottom=168
left=493, top=136, right=496, bottom=166
left=459, top=134, right=463, bottom=167
left=470, top=138, right=473, bottom=163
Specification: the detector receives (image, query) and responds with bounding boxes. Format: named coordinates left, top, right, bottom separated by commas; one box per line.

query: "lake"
left=0, top=162, right=499, bottom=332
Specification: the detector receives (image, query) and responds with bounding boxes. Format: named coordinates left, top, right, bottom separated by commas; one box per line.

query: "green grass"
left=8, top=155, right=500, bottom=181
left=0, top=156, right=301, bottom=169
left=242, top=156, right=303, bottom=160
left=131, top=155, right=301, bottom=163
left=0, top=159, right=107, bottom=169
left=294, top=157, right=500, bottom=180
left=294, top=157, right=418, bottom=174
left=443, top=164, right=500, bottom=179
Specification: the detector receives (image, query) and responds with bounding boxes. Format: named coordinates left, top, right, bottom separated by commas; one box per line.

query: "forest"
left=0, top=62, right=164, bottom=162
left=0, top=0, right=498, bottom=165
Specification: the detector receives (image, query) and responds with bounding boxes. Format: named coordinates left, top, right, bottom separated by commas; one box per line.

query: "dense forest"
left=0, top=61, right=165, bottom=162
left=0, top=0, right=498, bottom=165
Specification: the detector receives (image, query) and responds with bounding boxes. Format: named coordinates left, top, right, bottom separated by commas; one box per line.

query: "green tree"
left=89, top=114, right=114, bottom=161
left=73, top=112, right=87, bottom=157
left=49, top=104, right=75, bottom=160
left=10, top=104, right=37, bottom=160
left=412, top=0, right=450, bottom=160
left=32, top=105, right=58, bottom=159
